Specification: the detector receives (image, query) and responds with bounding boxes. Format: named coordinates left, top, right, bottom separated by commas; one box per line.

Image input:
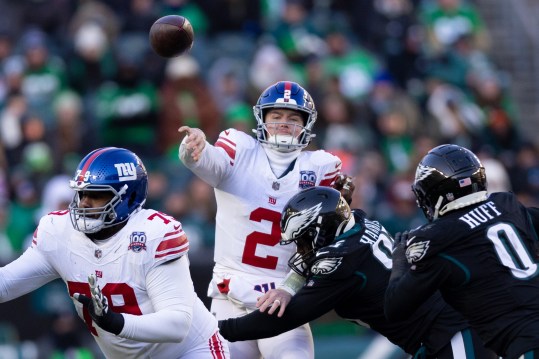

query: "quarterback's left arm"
left=76, top=256, right=195, bottom=342
left=385, top=233, right=448, bottom=321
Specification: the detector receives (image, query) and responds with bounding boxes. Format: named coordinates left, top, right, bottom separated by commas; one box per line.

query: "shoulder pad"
left=310, top=256, right=345, bottom=277
left=215, top=128, right=256, bottom=150
left=352, top=209, right=367, bottom=222
left=33, top=212, right=72, bottom=250
left=214, top=128, right=256, bottom=164
left=310, top=236, right=358, bottom=279
left=405, top=225, right=438, bottom=264
left=309, top=149, right=343, bottom=167
left=138, top=210, right=190, bottom=264
left=37, top=210, right=71, bottom=234
left=303, top=150, right=342, bottom=186
left=315, top=239, right=352, bottom=258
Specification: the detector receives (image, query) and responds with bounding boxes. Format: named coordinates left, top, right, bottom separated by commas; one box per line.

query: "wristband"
left=278, top=271, right=306, bottom=295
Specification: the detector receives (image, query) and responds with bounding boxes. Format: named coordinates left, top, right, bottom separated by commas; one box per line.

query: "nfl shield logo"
left=272, top=182, right=280, bottom=190
left=94, top=249, right=102, bottom=259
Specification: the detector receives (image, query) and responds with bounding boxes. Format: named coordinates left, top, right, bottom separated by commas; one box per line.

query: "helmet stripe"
left=77, top=147, right=114, bottom=182
left=283, top=81, right=292, bottom=102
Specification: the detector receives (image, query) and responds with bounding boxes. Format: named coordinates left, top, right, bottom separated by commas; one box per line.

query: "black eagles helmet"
left=412, top=144, right=487, bottom=222
left=280, top=186, right=353, bottom=276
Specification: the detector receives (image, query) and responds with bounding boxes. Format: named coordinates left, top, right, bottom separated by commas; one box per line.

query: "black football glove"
left=74, top=274, right=124, bottom=335
left=390, top=231, right=410, bottom=281
left=393, top=231, right=409, bottom=250
left=333, top=174, right=355, bottom=205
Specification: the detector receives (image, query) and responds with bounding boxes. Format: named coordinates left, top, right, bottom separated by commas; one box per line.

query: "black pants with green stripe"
left=514, top=351, right=539, bottom=359
left=413, top=328, right=497, bottom=359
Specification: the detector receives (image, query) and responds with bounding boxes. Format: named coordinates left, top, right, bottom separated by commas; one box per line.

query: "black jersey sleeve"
left=385, top=255, right=450, bottom=321
left=219, top=272, right=359, bottom=342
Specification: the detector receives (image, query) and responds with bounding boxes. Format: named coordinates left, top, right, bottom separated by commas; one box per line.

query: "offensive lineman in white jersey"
left=0, top=147, right=229, bottom=359
left=179, top=81, right=350, bottom=359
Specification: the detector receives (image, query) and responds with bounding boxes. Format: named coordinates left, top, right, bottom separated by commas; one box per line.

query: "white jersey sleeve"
left=179, top=128, right=248, bottom=188
left=119, top=255, right=194, bottom=343
left=0, top=235, right=59, bottom=302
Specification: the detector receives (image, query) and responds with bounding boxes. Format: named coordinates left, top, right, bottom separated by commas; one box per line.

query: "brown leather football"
left=149, top=15, right=194, bottom=58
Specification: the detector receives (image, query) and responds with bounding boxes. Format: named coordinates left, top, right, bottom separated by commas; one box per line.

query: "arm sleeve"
left=219, top=275, right=355, bottom=342
left=0, top=247, right=58, bottom=302
left=119, top=256, right=195, bottom=343
left=178, top=135, right=230, bottom=188
left=385, top=259, right=448, bottom=321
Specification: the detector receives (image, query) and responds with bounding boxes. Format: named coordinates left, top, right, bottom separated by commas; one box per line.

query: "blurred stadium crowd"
left=0, top=0, right=538, bottom=358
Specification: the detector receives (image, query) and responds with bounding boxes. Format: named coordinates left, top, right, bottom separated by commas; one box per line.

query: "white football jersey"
left=183, top=129, right=341, bottom=301
left=19, top=209, right=219, bottom=358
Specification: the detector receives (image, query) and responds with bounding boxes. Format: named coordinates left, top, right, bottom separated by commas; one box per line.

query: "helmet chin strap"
left=435, top=191, right=489, bottom=219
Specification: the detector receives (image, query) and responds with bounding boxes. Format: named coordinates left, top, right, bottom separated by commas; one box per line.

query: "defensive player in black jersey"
left=219, top=186, right=496, bottom=358
left=385, top=144, right=539, bottom=359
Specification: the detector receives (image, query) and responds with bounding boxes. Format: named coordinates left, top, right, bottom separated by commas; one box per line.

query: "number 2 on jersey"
left=242, top=208, right=281, bottom=269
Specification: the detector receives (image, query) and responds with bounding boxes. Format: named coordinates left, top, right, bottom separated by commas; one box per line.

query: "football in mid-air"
left=149, top=15, right=194, bottom=58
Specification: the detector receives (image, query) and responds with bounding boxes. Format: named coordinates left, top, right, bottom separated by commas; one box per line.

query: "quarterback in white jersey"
left=0, top=147, right=229, bottom=359
left=179, top=81, right=343, bottom=359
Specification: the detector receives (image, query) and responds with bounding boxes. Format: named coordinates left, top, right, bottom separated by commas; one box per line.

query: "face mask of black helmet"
left=280, top=187, right=355, bottom=276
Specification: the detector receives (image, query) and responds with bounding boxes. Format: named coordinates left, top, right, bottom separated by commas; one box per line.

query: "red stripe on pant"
left=209, top=331, right=227, bottom=359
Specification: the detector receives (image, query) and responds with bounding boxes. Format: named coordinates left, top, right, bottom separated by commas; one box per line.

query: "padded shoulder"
left=33, top=211, right=72, bottom=251
left=310, top=227, right=365, bottom=279
left=405, top=222, right=447, bottom=264
left=215, top=128, right=257, bottom=150
left=129, top=209, right=189, bottom=265
left=308, top=149, right=342, bottom=167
